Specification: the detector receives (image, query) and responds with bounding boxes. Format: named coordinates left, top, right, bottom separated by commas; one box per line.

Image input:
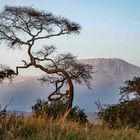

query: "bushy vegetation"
left=98, top=77, right=140, bottom=130
left=32, top=99, right=88, bottom=124
left=98, top=99, right=140, bottom=129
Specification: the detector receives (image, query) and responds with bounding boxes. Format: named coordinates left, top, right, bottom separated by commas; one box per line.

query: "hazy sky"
left=0, top=0, right=140, bottom=75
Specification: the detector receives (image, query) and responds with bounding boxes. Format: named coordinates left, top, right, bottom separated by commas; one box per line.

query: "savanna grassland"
left=0, top=113, right=140, bottom=140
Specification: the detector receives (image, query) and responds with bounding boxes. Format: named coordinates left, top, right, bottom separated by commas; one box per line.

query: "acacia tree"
left=0, top=6, right=93, bottom=111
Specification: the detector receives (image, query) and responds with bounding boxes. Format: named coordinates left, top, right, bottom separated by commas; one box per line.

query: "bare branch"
left=0, top=97, right=13, bottom=116
left=3, top=97, right=14, bottom=112
left=15, top=62, right=32, bottom=75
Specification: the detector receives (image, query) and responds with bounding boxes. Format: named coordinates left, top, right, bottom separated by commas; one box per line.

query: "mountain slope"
left=0, top=58, right=140, bottom=112
left=80, top=58, right=140, bottom=94
left=81, top=58, right=140, bottom=81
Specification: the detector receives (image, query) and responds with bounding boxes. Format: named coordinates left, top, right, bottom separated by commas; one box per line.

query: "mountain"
left=0, top=58, right=140, bottom=113
left=80, top=58, right=140, bottom=96
left=81, top=58, right=140, bottom=82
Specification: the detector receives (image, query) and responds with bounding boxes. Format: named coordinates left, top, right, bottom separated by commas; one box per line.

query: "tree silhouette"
left=0, top=6, right=93, bottom=111
left=0, top=64, right=15, bottom=83
left=120, top=77, right=140, bottom=99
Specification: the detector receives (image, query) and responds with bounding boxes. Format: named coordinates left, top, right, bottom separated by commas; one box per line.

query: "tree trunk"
left=66, top=75, right=74, bottom=111
left=59, top=70, right=74, bottom=112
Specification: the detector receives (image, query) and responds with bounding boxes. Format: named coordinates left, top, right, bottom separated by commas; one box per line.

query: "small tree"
left=0, top=6, right=93, bottom=111
left=120, top=77, right=140, bottom=100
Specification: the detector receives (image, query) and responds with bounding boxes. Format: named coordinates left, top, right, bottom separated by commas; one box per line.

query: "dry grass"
left=0, top=113, right=140, bottom=140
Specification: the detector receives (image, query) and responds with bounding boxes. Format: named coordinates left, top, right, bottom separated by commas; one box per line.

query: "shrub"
left=98, top=99, right=140, bottom=129
left=32, top=99, right=88, bottom=124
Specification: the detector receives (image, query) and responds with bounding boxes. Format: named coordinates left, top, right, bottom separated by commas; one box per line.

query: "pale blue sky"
left=0, top=0, right=140, bottom=75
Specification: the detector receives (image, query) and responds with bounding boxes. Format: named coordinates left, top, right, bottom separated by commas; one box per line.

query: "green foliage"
left=98, top=99, right=140, bottom=129
left=32, top=99, right=87, bottom=124
left=68, top=106, right=87, bottom=124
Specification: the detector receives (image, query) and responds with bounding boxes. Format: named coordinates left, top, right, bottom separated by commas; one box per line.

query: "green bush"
left=32, top=99, right=87, bottom=124
left=68, top=106, right=87, bottom=123
left=98, top=99, right=140, bottom=129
